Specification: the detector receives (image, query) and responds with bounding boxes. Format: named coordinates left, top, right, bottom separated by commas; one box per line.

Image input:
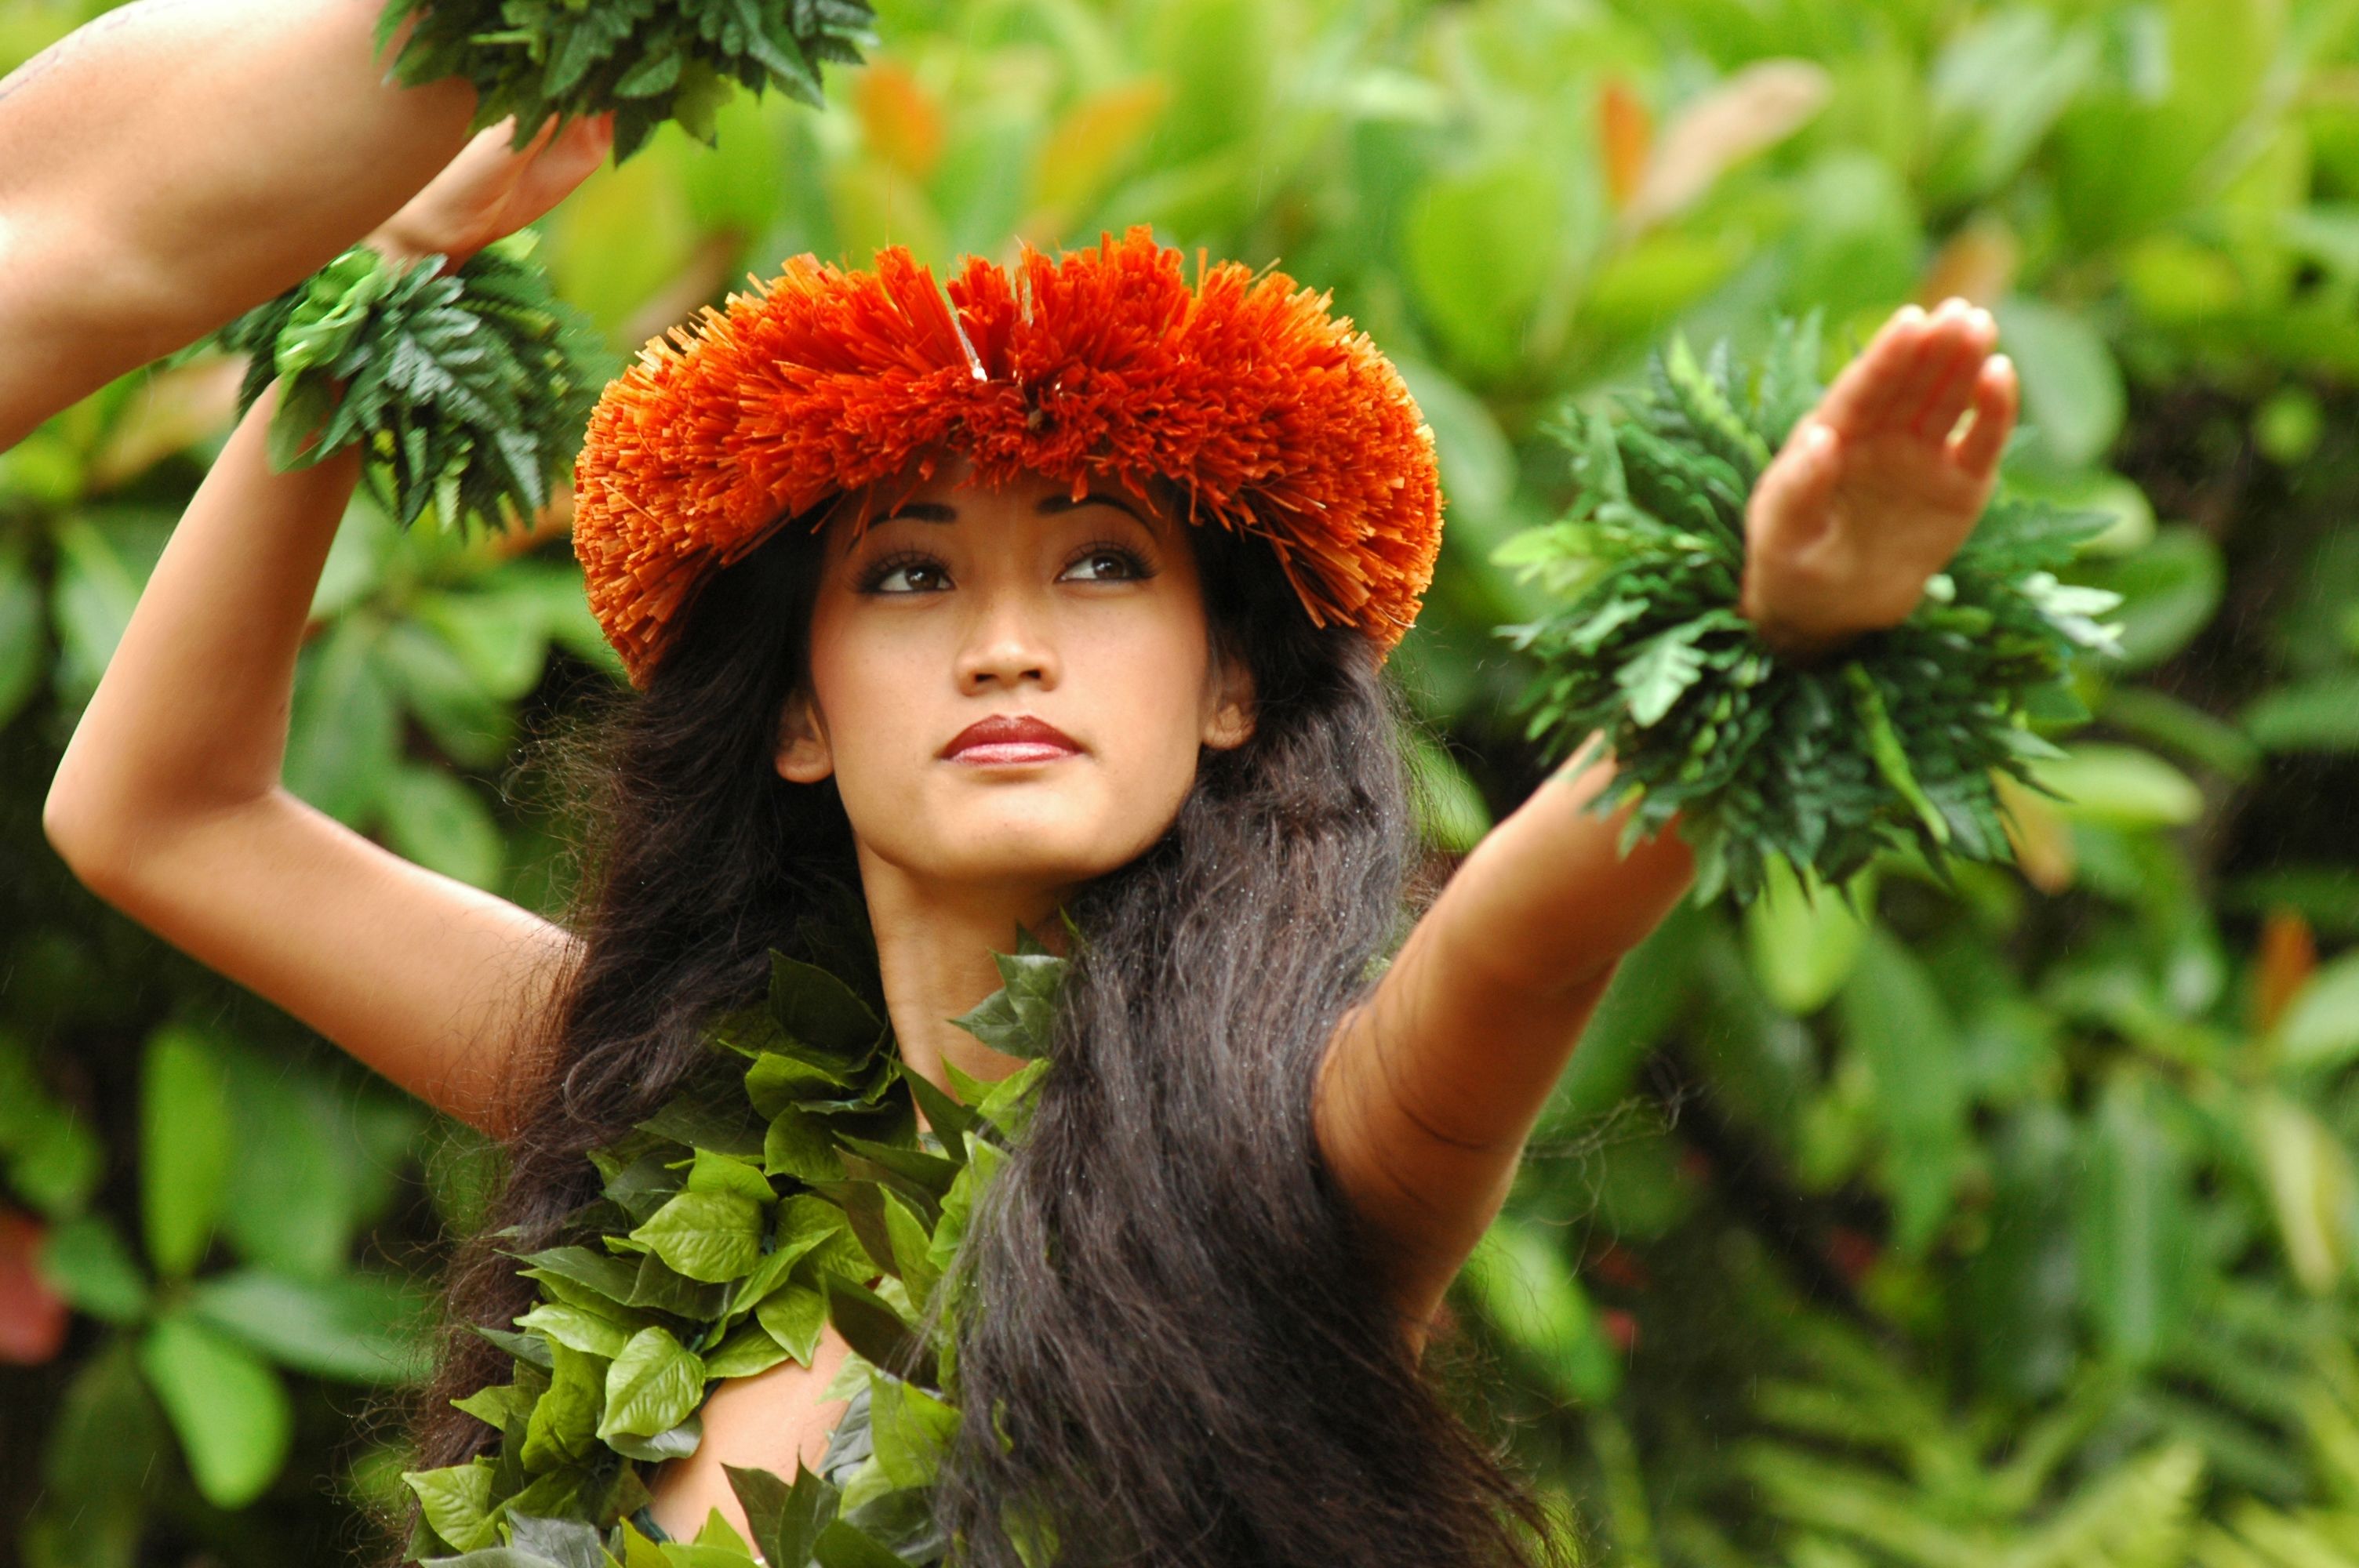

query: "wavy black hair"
left=374, top=481, right=1571, bottom=1568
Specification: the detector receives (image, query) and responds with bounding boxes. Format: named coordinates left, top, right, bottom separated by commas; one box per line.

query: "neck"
left=855, top=846, right=1074, bottom=1105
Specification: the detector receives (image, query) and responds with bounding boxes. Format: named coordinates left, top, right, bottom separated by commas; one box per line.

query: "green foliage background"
left=5, top=0, right=2359, bottom=1563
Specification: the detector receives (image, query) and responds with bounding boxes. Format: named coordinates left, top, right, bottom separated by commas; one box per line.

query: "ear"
left=1201, top=648, right=1256, bottom=752
left=775, top=688, right=835, bottom=783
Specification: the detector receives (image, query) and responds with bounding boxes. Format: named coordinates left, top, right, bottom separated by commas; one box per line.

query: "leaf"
left=141, top=1025, right=232, bottom=1278
left=598, top=1326, right=705, bottom=1441
left=2031, top=744, right=2205, bottom=828
left=2246, top=673, right=2359, bottom=753
left=403, top=1460, right=500, bottom=1554
left=2246, top=1091, right=2357, bottom=1294
left=687, top=1147, right=779, bottom=1204
left=0, top=543, right=45, bottom=727
left=770, top=953, right=889, bottom=1057
left=867, top=1371, right=959, bottom=1490
left=702, top=1319, right=796, bottom=1379
left=1994, top=292, right=2126, bottom=470
left=1742, top=862, right=1874, bottom=1015
left=1837, top=930, right=1966, bottom=1256
left=2277, top=955, right=2359, bottom=1072
left=138, top=1309, right=294, bottom=1510
left=755, top=1284, right=829, bottom=1367
left=766, top=1106, right=851, bottom=1184
left=2075, top=1071, right=2196, bottom=1365
left=1616, top=621, right=1714, bottom=727
left=282, top=615, right=400, bottom=827
left=725, top=1461, right=841, bottom=1568
left=185, top=1268, right=434, bottom=1384
left=630, top=1190, right=768, bottom=1283
left=522, top=1340, right=608, bottom=1472
left=35, top=1214, right=150, bottom=1324
left=379, top=762, right=506, bottom=890
left=1457, top=1214, right=1619, bottom=1403
left=823, top=1275, right=921, bottom=1377
left=516, top=1297, right=645, bottom=1360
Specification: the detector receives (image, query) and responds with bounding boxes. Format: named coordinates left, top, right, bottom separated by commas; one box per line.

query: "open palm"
left=1739, top=296, right=2021, bottom=658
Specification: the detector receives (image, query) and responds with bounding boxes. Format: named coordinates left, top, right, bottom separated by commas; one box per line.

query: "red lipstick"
left=941, top=713, right=1082, bottom=765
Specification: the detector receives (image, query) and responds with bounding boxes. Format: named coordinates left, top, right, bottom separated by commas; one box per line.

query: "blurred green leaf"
left=137, top=1309, right=293, bottom=1510
left=2245, top=1091, right=2357, bottom=1294
left=140, top=1025, right=231, bottom=1279
left=2031, top=743, right=2205, bottom=828
left=0, top=543, right=48, bottom=728
left=2277, top=956, right=2359, bottom=1073
left=1743, top=861, right=1874, bottom=1016
left=2246, top=673, right=2359, bottom=752
left=1402, top=727, right=1492, bottom=854
left=2076, top=1071, right=2197, bottom=1366
left=49, top=511, right=170, bottom=710
left=36, top=1214, right=151, bottom=1325
left=2070, top=525, right=2223, bottom=671
left=185, top=1268, right=435, bottom=1385
left=281, top=615, right=399, bottom=828
left=1459, top=1212, right=1620, bottom=1403
left=1403, top=154, right=1568, bottom=375
left=1837, top=928, right=1966, bottom=1255
left=1995, top=294, right=2126, bottom=472
left=379, top=762, right=506, bottom=890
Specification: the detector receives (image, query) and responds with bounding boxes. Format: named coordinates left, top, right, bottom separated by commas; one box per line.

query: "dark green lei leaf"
left=374, top=0, right=881, bottom=165
left=191, top=234, right=615, bottom=539
left=402, top=927, right=1066, bottom=1568
left=1491, top=310, right=2127, bottom=906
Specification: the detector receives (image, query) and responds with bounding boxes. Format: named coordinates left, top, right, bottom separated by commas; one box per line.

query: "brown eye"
left=1061, top=545, right=1153, bottom=583
left=861, top=552, right=949, bottom=593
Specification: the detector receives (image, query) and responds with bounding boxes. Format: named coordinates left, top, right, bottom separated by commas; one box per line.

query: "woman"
left=44, top=120, right=2016, bottom=1567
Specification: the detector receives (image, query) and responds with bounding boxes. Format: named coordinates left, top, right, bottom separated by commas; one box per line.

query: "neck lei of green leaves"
left=400, top=927, right=1072, bottom=1568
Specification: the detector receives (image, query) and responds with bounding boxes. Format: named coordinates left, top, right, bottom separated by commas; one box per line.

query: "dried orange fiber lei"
left=572, top=224, right=1442, bottom=688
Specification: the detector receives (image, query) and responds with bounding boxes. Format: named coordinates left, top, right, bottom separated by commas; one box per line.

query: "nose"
left=954, top=583, right=1059, bottom=693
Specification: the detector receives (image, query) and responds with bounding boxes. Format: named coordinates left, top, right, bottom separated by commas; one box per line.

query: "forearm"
left=45, top=378, right=360, bottom=863
left=0, top=0, right=479, bottom=445
left=1442, top=749, right=1696, bottom=998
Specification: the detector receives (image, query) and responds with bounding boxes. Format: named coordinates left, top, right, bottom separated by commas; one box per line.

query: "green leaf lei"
left=1489, top=311, right=2126, bottom=906
left=399, top=924, right=1070, bottom=1568
left=375, top=0, right=881, bottom=165
left=202, top=232, right=615, bottom=537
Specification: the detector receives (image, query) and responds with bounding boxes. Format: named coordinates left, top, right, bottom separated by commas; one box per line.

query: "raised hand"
left=1739, top=296, right=2020, bottom=659
left=364, top=110, right=617, bottom=274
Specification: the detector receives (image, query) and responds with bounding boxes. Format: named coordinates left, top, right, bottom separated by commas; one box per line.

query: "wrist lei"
left=1489, top=311, right=2125, bottom=906
left=374, top=0, right=879, bottom=165
left=398, top=927, right=1069, bottom=1568
left=204, top=233, right=612, bottom=537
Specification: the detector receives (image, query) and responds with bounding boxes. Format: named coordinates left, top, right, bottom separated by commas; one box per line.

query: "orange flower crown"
left=571, top=225, right=1443, bottom=688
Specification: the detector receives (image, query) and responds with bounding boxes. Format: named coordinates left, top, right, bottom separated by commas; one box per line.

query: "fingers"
left=1815, top=303, right=1925, bottom=434
left=1949, top=354, right=2018, bottom=475
left=1906, top=301, right=1998, bottom=439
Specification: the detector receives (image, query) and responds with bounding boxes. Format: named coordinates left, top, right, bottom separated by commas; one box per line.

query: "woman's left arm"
left=1315, top=296, right=2021, bottom=1341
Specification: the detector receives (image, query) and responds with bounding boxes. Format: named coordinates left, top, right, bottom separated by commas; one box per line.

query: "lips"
left=942, top=713, right=1083, bottom=763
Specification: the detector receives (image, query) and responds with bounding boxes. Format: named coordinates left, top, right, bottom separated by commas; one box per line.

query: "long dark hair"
left=376, top=480, right=1568, bottom=1567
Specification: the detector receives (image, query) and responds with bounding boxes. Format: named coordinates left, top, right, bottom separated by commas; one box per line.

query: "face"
left=774, top=452, right=1256, bottom=904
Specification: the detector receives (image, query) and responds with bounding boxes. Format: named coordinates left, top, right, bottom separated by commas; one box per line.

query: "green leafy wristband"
left=376, top=0, right=881, bottom=165
left=205, top=233, right=614, bottom=537
left=1490, top=312, right=2126, bottom=906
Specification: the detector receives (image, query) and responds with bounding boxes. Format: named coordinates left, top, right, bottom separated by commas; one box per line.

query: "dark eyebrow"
left=870, top=491, right=1161, bottom=533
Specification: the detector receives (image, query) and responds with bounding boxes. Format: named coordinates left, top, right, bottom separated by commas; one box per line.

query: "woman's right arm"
left=0, top=0, right=481, bottom=449
left=42, top=372, right=582, bottom=1143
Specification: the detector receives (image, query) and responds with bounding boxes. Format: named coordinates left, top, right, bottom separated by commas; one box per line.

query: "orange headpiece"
left=572, top=225, right=1443, bottom=688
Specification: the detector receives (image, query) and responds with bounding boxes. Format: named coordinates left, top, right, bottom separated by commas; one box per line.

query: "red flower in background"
left=0, top=1208, right=68, bottom=1365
